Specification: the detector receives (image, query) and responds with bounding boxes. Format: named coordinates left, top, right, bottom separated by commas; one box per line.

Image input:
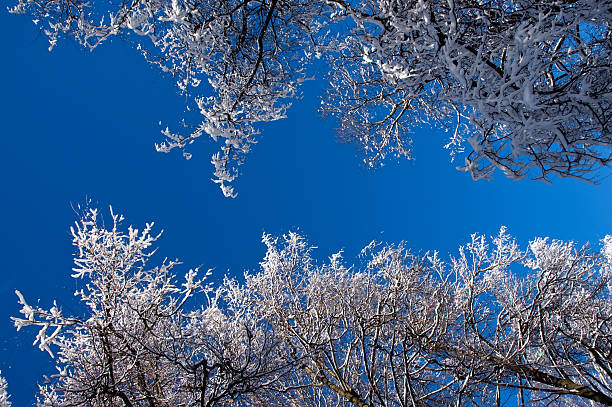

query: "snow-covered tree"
left=9, top=0, right=611, bottom=193
left=13, top=208, right=290, bottom=406
left=323, top=0, right=612, bottom=183
left=243, top=229, right=612, bottom=406
left=14, top=210, right=612, bottom=405
left=0, top=371, right=11, bottom=407
left=9, top=0, right=328, bottom=197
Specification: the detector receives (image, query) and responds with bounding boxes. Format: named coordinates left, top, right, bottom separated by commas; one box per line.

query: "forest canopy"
left=9, top=0, right=612, bottom=195
left=10, top=208, right=612, bottom=406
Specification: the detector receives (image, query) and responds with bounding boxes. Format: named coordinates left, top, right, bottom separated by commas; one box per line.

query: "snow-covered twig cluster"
left=324, top=0, right=612, bottom=182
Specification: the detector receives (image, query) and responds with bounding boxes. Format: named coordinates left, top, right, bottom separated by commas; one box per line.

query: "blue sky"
left=1, top=10, right=611, bottom=405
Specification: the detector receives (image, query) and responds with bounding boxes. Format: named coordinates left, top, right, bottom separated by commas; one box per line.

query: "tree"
left=13, top=207, right=291, bottom=406
left=14, top=209, right=612, bottom=405
left=8, top=0, right=611, bottom=194
left=245, top=229, right=612, bottom=406
left=323, top=0, right=612, bottom=183
left=9, top=0, right=328, bottom=197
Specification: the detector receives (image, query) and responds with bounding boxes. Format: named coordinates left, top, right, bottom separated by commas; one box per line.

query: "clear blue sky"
left=1, top=10, right=611, bottom=405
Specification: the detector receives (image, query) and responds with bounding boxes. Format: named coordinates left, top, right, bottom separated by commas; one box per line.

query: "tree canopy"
left=11, top=209, right=612, bottom=406
left=9, top=0, right=612, bottom=195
